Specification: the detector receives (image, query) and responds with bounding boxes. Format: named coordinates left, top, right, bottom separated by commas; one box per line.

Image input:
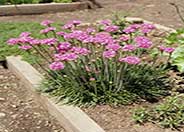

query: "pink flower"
left=94, top=32, right=114, bottom=45
left=122, top=44, right=136, bottom=51
left=119, top=35, right=130, bottom=42
left=54, top=53, right=78, bottom=61
left=86, top=28, right=96, bottom=34
left=123, top=24, right=141, bottom=34
left=99, top=19, right=112, bottom=26
left=7, top=38, right=19, bottom=45
left=57, top=42, right=71, bottom=50
left=49, top=62, right=65, bottom=70
left=41, top=20, right=54, bottom=26
left=158, top=45, right=165, bottom=51
left=141, top=23, right=155, bottom=34
left=106, top=44, right=121, bottom=51
left=30, top=39, right=41, bottom=45
left=104, top=25, right=119, bottom=32
left=56, top=31, right=66, bottom=36
left=103, top=50, right=116, bottom=58
left=135, top=36, right=152, bottom=49
left=62, top=23, right=73, bottom=30
left=163, top=47, right=175, bottom=53
left=40, top=27, right=56, bottom=34
left=19, top=32, right=31, bottom=37
left=19, top=45, right=32, bottom=50
left=71, top=20, right=82, bottom=26
left=71, top=47, right=91, bottom=56
left=18, top=37, right=34, bottom=44
left=40, top=38, right=57, bottom=45
left=119, top=56, right=141, bottom=65
left=89, top=78, right=95, bottom=81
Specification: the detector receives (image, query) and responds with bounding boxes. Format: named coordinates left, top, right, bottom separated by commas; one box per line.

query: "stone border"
left=0, top=2, right=90, bottom=16
left=6, top=56, right=105, bottom=132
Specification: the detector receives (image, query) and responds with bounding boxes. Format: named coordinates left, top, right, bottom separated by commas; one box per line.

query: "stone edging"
left=6, top=56, right=105, bottom=132
left=0, top=2, right=90, bottom=16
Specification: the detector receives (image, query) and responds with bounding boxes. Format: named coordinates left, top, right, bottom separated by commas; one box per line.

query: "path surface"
left=0, top=0, right=184, bottom=28
left=0, top=66, right=65, bottom=132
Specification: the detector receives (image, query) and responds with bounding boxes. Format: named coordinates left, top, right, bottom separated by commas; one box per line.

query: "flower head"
left=104, top=25, right=119, bottom=32
left=103, top=50, right=116, bottom=58
left=49, top=62, right=65, bottom=70
left=41, top=20, right=54, bottom=26
left=135, top=36, right=152, bottom=49
left=122, top=44, right=136, bottom=51
left=141, top=23, right=156, bottom=34
left=163, top=47, right=175, bottom=53
left=119, top=56, right=141, bottom=65
left=106, top=44, right=121, bottom=51
left=19, top=45, right=32, bottom=50
left=99, top=19, right=112, bottom=26
left=40, top=27, right=56, bottom=34
left=7, top=38, right=19, bottom=45
left=19, top=32, right=31, bottom=37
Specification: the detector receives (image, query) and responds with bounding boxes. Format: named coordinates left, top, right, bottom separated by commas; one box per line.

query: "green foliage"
left=42, top=63, right=170, bottom=106
left=165, top=29, right=184, bottom=72
left=53, top=0, right=72, bottom=3
left=133, top=95, right=184, bottom=130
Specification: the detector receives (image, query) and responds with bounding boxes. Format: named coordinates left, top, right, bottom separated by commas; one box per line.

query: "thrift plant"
left=7, top=19, right=175, bottom=105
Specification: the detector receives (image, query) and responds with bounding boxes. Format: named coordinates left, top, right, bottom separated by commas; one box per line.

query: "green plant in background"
left=133, top=95, right=184, bottom=130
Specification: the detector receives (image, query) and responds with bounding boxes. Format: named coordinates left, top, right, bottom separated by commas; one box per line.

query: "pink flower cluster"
left=41, top=20, right=54, bottom=26
left=135, top=36, right=152, bottom=49
left=62, top=20, right=81, bottom=30
left=158, top=46, right=175, bottom=53
left=49, top=62, right=65, bottom=70
left=119, top=56, right=141, bottom=65
left=40, top=27, right=56, bottom=34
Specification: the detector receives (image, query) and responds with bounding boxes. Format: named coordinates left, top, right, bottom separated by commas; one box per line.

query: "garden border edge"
left=6, top=56, right=106, bottom=132
left=0, top=2, right=90, bottom=16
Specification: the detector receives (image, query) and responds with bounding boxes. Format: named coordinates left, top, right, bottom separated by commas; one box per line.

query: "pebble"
left=0, top=97, right=5, bottom=101
left=0, top=113, right=6, bottom=118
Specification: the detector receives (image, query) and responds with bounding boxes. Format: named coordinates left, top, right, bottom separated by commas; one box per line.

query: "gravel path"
left=0, top=65, right=65, bottom=132
left=0, top=0, right=184, bottom=28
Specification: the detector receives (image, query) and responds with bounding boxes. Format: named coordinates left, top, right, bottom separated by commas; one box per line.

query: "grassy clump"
left=133, top=94, right=184, bottom=130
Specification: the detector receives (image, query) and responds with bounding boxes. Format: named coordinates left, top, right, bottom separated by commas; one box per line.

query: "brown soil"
left=0, top=0, right=184, bottom=28
left=83, top=104, right=183, bottom=132
left=0, top=65, right=65, bottom=132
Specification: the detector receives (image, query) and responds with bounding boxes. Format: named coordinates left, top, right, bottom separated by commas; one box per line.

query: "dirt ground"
left=0, top=0, right=184, bottom=28
left=0, top=65, right=65, bottom=132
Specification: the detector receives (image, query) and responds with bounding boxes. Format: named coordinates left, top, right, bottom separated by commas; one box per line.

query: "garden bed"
left=5, top=17, right=184, bottom=132
left=0, top=2, right=90, bottom=16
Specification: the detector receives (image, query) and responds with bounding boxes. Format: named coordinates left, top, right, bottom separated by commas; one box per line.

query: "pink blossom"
left=104, top=25, right=119, bottom=32
left=41, top=20, right=54, bottom=26
left=19, top=45, right=32, bottom=50
left=71, top=20, right=82, bottom=26
left=99, top=19, right=112, bottom=26
left=141, top=23, right=155, bottom=34
left=123, top=24, right=141, bottom=34
left=71, top=47, right=91, bottom=56
left=86, top=28, right=96, bottom=34
left=103, top=50, right=116, bottom=58
left=62, top=23, right=73, bottom=30
left=158, top=45, right=165, bottom=51
left=135, top=36, right=152, bottom=49
left=40, top=38, right=57, bottom=45
left=30, top=39, right=41, bottom=45
left=94, top=32, right=114, bottom=45
left=49, top=62, right=65, bottom=70
left=19, top=32, right=31, bottom=37
left=82, top=35, right=94, bottom=43
left=89, top=78, right=95, bottom=81
left=7, top=38, right=19, bottom=45
left=119, top=35, right=130, bottom=42
left=106, top=44, right=121, bottom=51
left=122, top=44, right=136, bottom=51
left=119, top=56, right=141, bottom=65
left=54, top=53, right=78, bottom=61
left=56, top=31, right=66, bottom=36
left=18, top=37, right=34, bottom=44
left=57, top=42, right=71, bottom=50
left=163, top=47, right=175, bottom=53
left=40, top=27, right=56, bottom=34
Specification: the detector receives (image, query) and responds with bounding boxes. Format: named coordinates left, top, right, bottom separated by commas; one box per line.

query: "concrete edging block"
left=0, top=2, right=89, bottom=16
left=6, top=56, right=105, bottom=132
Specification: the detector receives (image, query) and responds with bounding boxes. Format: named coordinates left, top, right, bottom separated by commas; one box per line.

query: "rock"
left=0, top=113, right=6, bottom=118
left=0, top=97, right=5, bottom=101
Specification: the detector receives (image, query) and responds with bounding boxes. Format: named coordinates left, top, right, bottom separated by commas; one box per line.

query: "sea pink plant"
left=122, top=44, right=136, bottom=52
left=19, top=45, right=32, bottom=50
left=19, top=32, right=31, bottom=37
left=57, top=42, right=71, bottom=50
left=54, top=53, right=78, bottom=61
left=141, top=23, right=156, bottom=34
left=41, top=20, right=54, bottom=26
left=103, top=50, right=116, bottom=58
left=135, top=36, right=152, bottom=49
left=71, top=47, right=91, bottom=56
left=49, top=62, right=65, bottom=70
left=119, top=35, right=130, bottom=42
left=163, top=47, right=175, bottom=53
left=99, top=19, right=112, bottom=26
left=119, top=56, right=141, bottom=65
left=40, top=27, right=56, bottom=34
left=106, top=43, right=121, bottom=51
left=104, top=25, right=119, bottom=32
left=7, top=38, right=19, bottom=45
